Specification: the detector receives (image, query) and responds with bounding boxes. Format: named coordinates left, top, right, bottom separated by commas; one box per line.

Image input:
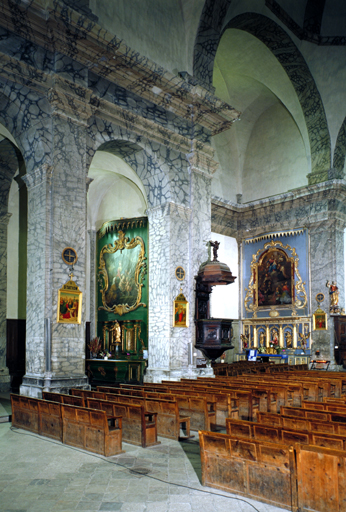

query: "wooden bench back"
left=42, top=391, right=85, bottom=407
left=199, top=430, right=296, bottom=510
left=226, top=417, right=346, bottom=450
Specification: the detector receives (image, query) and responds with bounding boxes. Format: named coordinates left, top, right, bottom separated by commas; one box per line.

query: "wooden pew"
left=134, top=381, right=254, bottom=422
left=199, top=430, right=297, bottom=510
left=184, top=379, right=279, bottom=413
left=70, top=389, right=159, bottom=447
left=225, top=417, right=346, bottom=450
left=196, top=376, right=302, bottom=408
left=11, top=394, right=62, bottom=441
left=280, top=405, right=346, bottom=423
left=61, top=403, right=123, bottom=456
left=96, top=387, right=191, bottom=440
left=10, top=394, right=123, bottom=456
left=116, top=384, right=218, bottom=429
left=200, top=429, right=346, bottom=512
left=210, top=375, right=312, bottom=405
left=295, top=444, right=346, bottom=512
left=42, top=391, right=85, bottom=407
left=302, top=400, right=346, bottom=414
left=257, top=411, right=346, bottom=436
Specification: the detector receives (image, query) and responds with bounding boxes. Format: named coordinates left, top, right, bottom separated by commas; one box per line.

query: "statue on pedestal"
left=326, top=280, right=340, bottom=313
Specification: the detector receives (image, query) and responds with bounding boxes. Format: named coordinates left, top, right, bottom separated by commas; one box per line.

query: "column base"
left=20, top=374, right=90, bottom=398
left=144, top=365, right=214, bottom=383
left=0, top=367, right=10, bottom=392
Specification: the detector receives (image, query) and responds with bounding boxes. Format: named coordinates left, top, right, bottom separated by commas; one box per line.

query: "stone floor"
left=0, top=393, right=286, bottom=512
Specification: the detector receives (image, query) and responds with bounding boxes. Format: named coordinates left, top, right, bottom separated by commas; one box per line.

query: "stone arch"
left=0, top=85, right=52, bottom=174
left=193, top=9, right=331, bottom=179
left=88, top=121, right=190, bottom=208
left=193, top=0, right=232, bottom=91
left=333, top=118, right=346, bottom=176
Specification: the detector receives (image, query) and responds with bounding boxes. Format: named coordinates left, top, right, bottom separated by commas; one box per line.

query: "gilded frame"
left=98, top=230, right=147, bottom=316
left=173, top=292, right=189, bottom=328
left=57, top=280, right=82, bottom=324
left=244, top=240, right=307, bottom=317
left=313, top=309, right=328, bottom=331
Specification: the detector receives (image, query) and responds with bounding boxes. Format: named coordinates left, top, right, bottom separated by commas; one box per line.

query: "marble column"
left=20, top=108, right=90, bottom=396
left=145, top=151, right=215, bottom=382
left=309, top=218, right=345, bottom=366
left=88, top=228, right=97, bottom=339
left=0, top=213, right=11, bottom=391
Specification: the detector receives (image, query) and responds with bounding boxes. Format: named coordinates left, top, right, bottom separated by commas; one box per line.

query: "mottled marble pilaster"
left=145, top=151, right=215, bottom=382
left=0, top=213, right=11, bottom=391
left=310, top=219, right=345, bottom=364
left=146, top=202, right=192, bottom=381
left=88, top=228, right=97, bottom=338
left=20, top=111, right=90, bottom=396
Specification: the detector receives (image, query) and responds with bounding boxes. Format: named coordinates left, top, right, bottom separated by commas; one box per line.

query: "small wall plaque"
left=62, top=247, right=78, bottom=266
left=175, top=266, right=185, bottom=281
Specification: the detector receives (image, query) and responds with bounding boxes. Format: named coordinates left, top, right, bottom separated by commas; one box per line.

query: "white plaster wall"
left=242, top=102, right=308, bottom=203
left=88, top=152, right=147, bottom=231
left=95, top=176, right=147, bottom=231
left=210, top=233, right=238, bottom=320
left=89, top=0, right=204, bottom=74
left=6, top=179, right=19, bottom=319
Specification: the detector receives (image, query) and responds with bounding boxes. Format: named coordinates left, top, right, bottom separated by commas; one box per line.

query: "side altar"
left=89, top=217, right=149, bottom=385
left=239, top=232, right=312, bottom=365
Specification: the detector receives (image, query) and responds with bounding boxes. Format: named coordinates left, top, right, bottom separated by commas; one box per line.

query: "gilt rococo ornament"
left=98, top=230, right=147, bottom=316
left=244, top=240, right=307, bottom=318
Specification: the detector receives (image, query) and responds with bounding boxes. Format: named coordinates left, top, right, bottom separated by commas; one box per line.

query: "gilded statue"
left=109, top=320, right=121, bottom=350
left=240, top=334, right=248, bottom=349
left=285, top=331, right=293, bottom=348
left=326, top=280, right=339, bottom=312
left=259, top=332, right=266, bottom=347
left=298, top=331, right=310, bottom=352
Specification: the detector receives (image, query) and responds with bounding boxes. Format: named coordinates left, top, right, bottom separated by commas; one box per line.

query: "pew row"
left=225, top=417, right=346, bottom=450
left=257, top=411, right=346, bottom=435
left=106, top=385, right=217, bottom=429
left=200, top=430, right=346, bottom=512
left=96, top=388, right=191, bottom=440
left=71, top=389, right=160, bottom=447
left=10, top=394, right=123, bottom=457
left=199, top=431, right=297, bottom=511
left=280, top=405, right=346, bottom=423
left=118, top=382, right=253, bottom=423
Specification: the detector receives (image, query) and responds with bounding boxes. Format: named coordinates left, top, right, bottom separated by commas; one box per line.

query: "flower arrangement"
left=88, top=336, right=101, bottom=355
left=99, top=350, right=112, bottom=359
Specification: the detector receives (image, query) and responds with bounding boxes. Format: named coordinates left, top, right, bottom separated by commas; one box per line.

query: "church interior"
left=1, top=0, right=346, bottom=511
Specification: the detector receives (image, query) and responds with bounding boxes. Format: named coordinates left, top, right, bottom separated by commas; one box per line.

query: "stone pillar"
left=88, top=228, right=97, bottom=338
left=0, top=213, right=11, bottom=391
left=145, top=151, right=215, bottom=382
left=310, top=218, right=345, bottom=366
left=20, top=93, right=91, bottom=396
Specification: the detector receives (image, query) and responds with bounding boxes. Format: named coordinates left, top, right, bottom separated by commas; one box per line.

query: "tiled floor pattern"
left=0, top=416, right=288, bottom=512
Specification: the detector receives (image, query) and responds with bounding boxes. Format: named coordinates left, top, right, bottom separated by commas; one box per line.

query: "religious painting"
left=244, top=239, right=307, bottom=317
left=57, top=279, right=82, bottom=324
left=313, top=309, right=328, bottom=331
left=173, top=292, right=189, bottom=328
left=256, top=247, right=294, bottom=307
left=98, top=230, right=147, bottom=316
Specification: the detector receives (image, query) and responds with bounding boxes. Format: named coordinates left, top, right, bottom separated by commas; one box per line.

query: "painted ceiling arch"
left=194, top=7, right=331, bottom=182
left=333, top=118, right=346, bottom=176
left=224, top=13, right=331, bottom=181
